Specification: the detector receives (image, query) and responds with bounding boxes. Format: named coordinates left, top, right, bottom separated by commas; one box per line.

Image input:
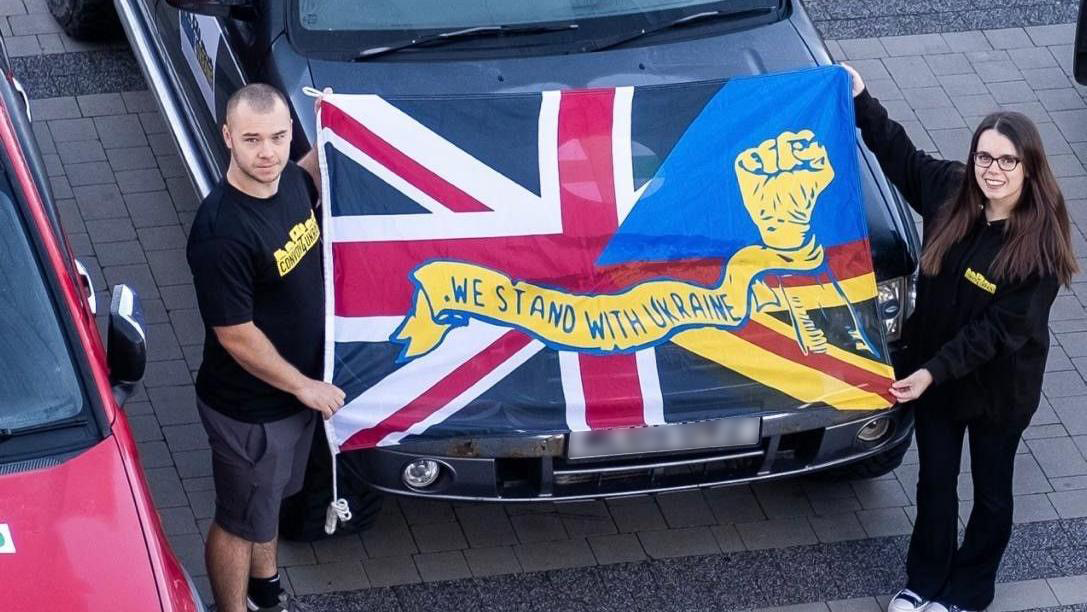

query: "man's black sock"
left=247, top=573, right=282, bottom=608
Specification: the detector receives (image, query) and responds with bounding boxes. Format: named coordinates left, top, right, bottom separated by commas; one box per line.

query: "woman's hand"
left=889, top=368, right=933, bottom=402
left=313, top=86, right=333, bottom=115
left=840, top=63, right=865, bottom=98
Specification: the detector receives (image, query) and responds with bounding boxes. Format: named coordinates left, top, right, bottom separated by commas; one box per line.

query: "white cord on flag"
left=309, top=82, right=348, bottom=535
left=324, top=420, right=353, bottom=535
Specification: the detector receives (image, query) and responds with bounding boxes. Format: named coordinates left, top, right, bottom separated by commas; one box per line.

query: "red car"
left=0, top=38, right=205, bottom=612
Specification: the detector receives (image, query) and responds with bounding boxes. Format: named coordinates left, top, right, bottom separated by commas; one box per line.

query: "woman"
left=841, top=64, right=1078, bottom=612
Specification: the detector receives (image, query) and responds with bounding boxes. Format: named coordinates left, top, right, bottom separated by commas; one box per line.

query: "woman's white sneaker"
left=888, top=589, right=929, bottom=612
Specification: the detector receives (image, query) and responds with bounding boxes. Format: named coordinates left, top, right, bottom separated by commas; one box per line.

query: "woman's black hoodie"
left=854, top=89, right=1059, bottom=426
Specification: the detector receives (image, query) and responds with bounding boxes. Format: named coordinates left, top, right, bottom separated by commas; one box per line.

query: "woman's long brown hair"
left=920, top=111, right=1078, bottom=286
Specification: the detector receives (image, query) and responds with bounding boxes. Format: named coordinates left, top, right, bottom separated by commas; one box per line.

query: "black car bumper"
left=341, top=404, right=913, bottom=501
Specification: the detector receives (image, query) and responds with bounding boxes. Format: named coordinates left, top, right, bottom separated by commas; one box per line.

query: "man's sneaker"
left=246, top=592, right=313, bottom=612
left=888, top=589, right=929, bottom=612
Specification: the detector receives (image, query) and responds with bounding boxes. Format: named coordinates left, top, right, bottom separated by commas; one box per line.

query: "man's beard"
left=235, top=153, right=284, bottom=185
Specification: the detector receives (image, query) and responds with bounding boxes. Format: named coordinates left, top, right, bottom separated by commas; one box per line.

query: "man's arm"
left=214, top=322, right=344, bottom=419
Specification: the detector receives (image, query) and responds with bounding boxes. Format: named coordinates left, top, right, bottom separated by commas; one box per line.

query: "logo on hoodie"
left=965, top=267, right=997, bottom=294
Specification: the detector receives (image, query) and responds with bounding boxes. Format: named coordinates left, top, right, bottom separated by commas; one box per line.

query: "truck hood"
left=299, top=17, right=914, bottom=278
left=0, top=437, right=160, bottom=611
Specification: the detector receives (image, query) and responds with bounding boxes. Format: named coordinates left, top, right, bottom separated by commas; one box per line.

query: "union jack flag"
left=318, top=67, right=895, bottom=452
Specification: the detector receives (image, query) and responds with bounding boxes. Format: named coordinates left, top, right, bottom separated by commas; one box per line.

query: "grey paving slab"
left=1026, top=67, right=1075, bottom=91
left=361, top=556, right=420, bottom=588
left=655, top=490, right=717, bottom=528
left=1050, top=490, right=1087, bottom=519
left=991, top=80, right=1040, bottom=104
left=557, top=500, right=618, bottom=538
left=809, top=512, right=867, bottom=544
left=1049, top=574, right=1087, bottom=605
left=902, top=86, right=954, bottom=109
left=827, top=598, right=882, bottom=612
left=883, top=56, right=941, bottom=89
left=463, top=545, right=522, bottom=577
left=513, top=538, right=596, bottom=572
left=837, top=38, right=888, bottom=61
left=984, top=27, right=1036, bottom=50
left=856, top=508, right=913, bottom=538
left=587, top=533, right=647, bottom=565
left=991, top=578, right=1060, bottom=610
left=453, top=504, right=518, bottom=548
left=710, top=523, right=747, bottom=552
left=413, top=551, right=471, bottom=582
left=735, top=517, right=818, bottom=550
left=638, top=526, right=720, bottom=559
left=942, top=30, right=993, bottom=53
left=410, top=522, right=468, bottom=553
left=361, top=511, right=419, bottom=559
left=880, top=33, right=950, bottom=57
left=852, top=479, right=910, bottom=510
left=1027, top=23, right=1077, bottom=47
left=312, top=535, right=368, bottom=564
left=606, top=496, right=669, bottom=532
left=510, top=512, right=568, bottom=543
left=287, top=561, right=369, bottom=595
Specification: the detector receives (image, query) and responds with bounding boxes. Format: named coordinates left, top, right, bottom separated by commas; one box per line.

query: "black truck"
left=51, top=0, right=922, bottom=538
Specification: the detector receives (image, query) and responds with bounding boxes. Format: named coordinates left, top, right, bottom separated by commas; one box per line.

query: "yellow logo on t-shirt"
left=964, top=267, right=996, bottom=294
left=274, top=210, right=319, bottom=277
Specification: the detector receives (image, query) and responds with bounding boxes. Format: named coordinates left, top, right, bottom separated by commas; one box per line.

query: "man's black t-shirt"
left=187, top=162, right=323, bottom=423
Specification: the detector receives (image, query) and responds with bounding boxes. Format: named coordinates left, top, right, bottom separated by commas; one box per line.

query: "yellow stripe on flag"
left=749, top=312, right=895, bottom=380
left=672, top=327, right=893, bottom=411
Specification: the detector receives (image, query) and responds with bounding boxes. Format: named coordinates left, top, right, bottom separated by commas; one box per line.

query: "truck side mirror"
left=166, top=0, right=258, bottom=20
left=1075, top=0, right=1087, bottom=84
left=108, top=284, right=147, bottom=403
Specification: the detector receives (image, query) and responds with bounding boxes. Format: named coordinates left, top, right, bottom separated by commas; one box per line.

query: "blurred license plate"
left=567, top=417, right=762, bottom=460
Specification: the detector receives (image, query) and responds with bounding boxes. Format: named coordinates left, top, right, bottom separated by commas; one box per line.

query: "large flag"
left=318, top=66, right=896, bottom=452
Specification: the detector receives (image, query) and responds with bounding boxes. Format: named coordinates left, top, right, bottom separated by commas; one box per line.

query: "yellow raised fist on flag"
left=734, top=130, right=834, bottom=251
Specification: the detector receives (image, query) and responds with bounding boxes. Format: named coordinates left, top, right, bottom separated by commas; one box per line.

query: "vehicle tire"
left=47, top=0, right=121, bottom=42
left=818, top=435, right=911, bottom=481
left=278, top=424, right=383, bottom=542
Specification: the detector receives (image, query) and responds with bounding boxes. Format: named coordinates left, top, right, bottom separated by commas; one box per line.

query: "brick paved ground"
left=7, top=0, right=1087, bottom=608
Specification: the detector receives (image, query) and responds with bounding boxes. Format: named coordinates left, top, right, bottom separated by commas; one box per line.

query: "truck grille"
left=549, top=448, right=765, bottom=497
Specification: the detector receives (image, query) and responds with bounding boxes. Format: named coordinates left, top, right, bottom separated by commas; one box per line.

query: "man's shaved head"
left=221, top=82, right=292, bottom=188
left=225, top=83, right=289, bottom=125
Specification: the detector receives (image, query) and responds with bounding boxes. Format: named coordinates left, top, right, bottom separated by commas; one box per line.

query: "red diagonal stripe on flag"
left=322, top=102, right=493, bottom=213
left=733, top=319, right=895, bottom=403
left=342, top=331, right=533, bottom=449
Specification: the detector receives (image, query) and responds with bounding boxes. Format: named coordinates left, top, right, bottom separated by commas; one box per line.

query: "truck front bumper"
left=340, top=404, right=913, bottom=501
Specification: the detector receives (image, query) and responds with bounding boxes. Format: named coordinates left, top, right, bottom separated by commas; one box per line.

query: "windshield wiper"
left=588, top=8, right=774, bottom=53
left=356, top=23, right=579, bottom=61
left=0, top=419, right=85, bottom=442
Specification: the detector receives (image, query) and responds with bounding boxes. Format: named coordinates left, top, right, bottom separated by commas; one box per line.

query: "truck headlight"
left=876, top=275, right=915, bottom=342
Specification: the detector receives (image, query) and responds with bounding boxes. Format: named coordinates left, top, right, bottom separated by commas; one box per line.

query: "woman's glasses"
left=973, top=152, right=1021, bottom=171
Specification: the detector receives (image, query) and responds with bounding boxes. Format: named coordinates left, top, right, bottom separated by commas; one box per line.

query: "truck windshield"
left=0, top=181, right=83, bottom=432
left=297, top=0, right=779, bottom=32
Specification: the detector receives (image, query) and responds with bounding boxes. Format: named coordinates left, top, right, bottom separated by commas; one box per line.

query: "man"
left=187, top=82, right=342, bottom=612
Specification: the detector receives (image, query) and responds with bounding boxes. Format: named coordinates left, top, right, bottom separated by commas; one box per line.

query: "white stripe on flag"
left=559, top=351, right=589, bottom=432
left=321, top=129, right=457, bottom=216
left=329, top=319, right=509, bottom=447
left=334, top=316, right=402, bottom=343
left=636, top=348, right=666, bottom=426
left=378, top=339, right=546, bottom=446
left=612, top=86, right=636, bottom=224
left=326, top=91, right=559, bottom=215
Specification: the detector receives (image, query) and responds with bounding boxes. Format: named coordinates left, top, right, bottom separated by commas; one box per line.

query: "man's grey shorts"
left=197, top=399, right=318, bottom=543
